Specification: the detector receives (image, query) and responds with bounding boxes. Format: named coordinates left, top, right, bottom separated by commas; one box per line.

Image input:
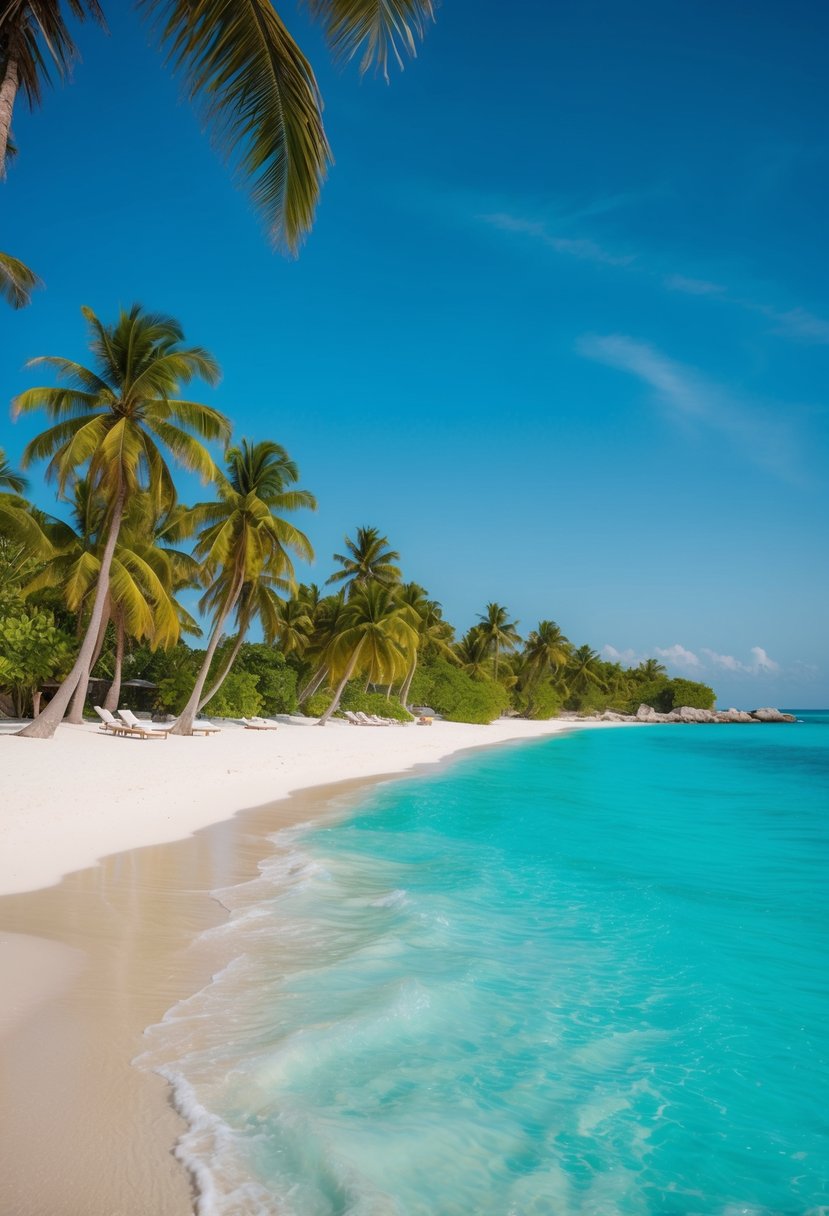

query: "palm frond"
left=142, top=0, right=332, bottom=252
left=305, top=0, right=436, bottom=80
left=0, top=250, right=42, bottom=309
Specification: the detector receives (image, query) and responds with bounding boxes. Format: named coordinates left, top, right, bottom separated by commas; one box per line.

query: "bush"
left=302, top=690, right=331, bottom=718
left=410, top=658, right=508, bottom=724
left=664, top=678, right=716, bottom=711
left=233, top=644, right=298, bottom=715
left=0, top=610, right=73, bottom=716
left=341, top=682, right=412, bottom=722
left=203, top=670, right=263, bottom=718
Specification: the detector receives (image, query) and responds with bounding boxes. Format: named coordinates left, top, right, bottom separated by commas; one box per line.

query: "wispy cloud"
left=577, top=334, right=800, bottom=480
left=663, top=274, right=726, bottom=297
left=702, top=646, right=780, bottom=675
left=654, top=644, right=701, bottom=671
left=479, top=212, right=636, bottom=267
left=602, top=644, right=638, bottom=664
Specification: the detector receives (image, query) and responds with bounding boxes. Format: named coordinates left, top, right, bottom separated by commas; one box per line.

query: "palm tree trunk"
left=299, top=665, right=327, bottom=703
left=17, top=489, right=126, bottom=739
left=171, top=574, right=243, bottom=736
left=67, top=598, right=111, bottom=723
left=318, top=644, right=363, bottom=725
left=0, top=48, right=19, bottom=177
left=197, top=625, right=246, bottom=712
left=102, top=615, right=125, bottom=713
left=399, top=652, right=418, bottom=708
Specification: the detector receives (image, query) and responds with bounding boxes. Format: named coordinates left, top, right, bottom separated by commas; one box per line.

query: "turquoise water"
left=144, top=716, right=829, bottom=1215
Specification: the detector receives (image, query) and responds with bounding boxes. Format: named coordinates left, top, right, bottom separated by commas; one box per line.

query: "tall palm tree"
left=327, top=525, right=401, bottom=593
left=0, top=250, right=40, bottom=307
left=522, top=620, right=571, bottom=688
left=12, top=303, right=228, bottom=737
left=296, top=588, right=347, bottom=703
left=476, top=602, right=521, bottom=680
left=317, top=581, right=417, bottom=724
left=173, top=438, right=315, bottom=734
left=0, top=0, right=105, bottom=170
left=396, top=581, right=455, bottom=707
left=636, top=657, right=667, bottom=681
left=454, top=626, right=492, bottom=680
left=1, top=1, right=435, bottom=249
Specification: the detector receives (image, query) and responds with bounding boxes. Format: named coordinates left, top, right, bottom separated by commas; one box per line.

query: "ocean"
left=141, top=714, right=829, bottom=1215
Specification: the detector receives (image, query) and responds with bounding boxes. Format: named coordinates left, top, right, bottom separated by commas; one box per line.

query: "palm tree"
left=12, top=303, right=228, bottom=737
left=0, top=446, right=27, bottom=492
left=565, top=645, right=607, bottom=698
left=396, top=582, right=455, bottom=707
left=1, top=2, right=435, bottom=249
left=476, top=602, right=521, bottom=680
left=317, top=581, right=417, bottom=724
left=0, top=250, right=40, bottom=307
left=522, top=620, right=571, bottom=688
left=273, top=594, right=313, bottom=657
left=172, top=438, right=315, bottom=734
left=327, top=526, right=401, bottom=593
left=296, top=588, right=347, bottom=703
left=455, top=627, right=492, bottom=680
left=0, top=1, right=106, bottom=170
left=636, top=657, right=667, bottom=681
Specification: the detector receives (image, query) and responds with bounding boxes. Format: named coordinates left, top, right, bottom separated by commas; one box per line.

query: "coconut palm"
left=455, top=626, right=492, bottom=680
left=635, top=657, right=667, bottom=681
left=12, top=303, right=228, bottom=737
left=172, top=438, right=315, bottom=734
left=0, top=0, right=106, bottom=170
left=1, top=2, right=435, bottom=249
left=476, top=602, right=521, bottom=679
left=296, top=588, right=347, bottom=703
left=0, top=250, right=40, bottom=307
left=327, top=526, right=401, bottom=593
left=522, top=620, right=571, bottom=688
left=273, top=594, right=314, bottom=657
left=396, top=581, right=455, bottom=707
left=565, top=645, right=607, bottom=698
left=317, top=581, right=417, bottom=724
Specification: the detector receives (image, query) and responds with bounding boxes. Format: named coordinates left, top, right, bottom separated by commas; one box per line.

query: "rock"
left=750, top=707, right=797, bottom=723
left=715, top=708, right=757, bottom=723
left=676, top=706, right=717, bottom=723
left=636, top=704, right=658, bottom=720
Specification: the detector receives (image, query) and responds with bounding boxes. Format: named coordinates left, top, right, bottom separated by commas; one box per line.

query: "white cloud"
left=702, top=649, right=743, bottom=671
left=479, top=212, right=635, bottom=267
left=577, top=334, right=800, bottom=480
left=655, top=644, right=701, bottom=670
left=749, top=646, right=779, bottom=673
left=664, top=274, right=726, bottom=296
left=602, top=644, right=638, bottom=663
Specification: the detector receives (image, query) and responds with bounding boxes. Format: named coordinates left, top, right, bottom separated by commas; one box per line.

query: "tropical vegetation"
left=0, top=314, right=717, bottom=733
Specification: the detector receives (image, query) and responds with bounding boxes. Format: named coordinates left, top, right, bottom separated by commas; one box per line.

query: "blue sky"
left=2, top=0, right=827, bottom=706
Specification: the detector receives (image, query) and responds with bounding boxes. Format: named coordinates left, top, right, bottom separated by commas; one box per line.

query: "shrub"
left=410, top=658, right=508, bottom=724
left=302, top=690, right=331, bottom=718
left=341, top=682, right=412, bottom=722
left=0, top=610, right=73, bottom=716
left=203, top=670, right=263, bottom=718
left=513, top=679, right=562, bottom=720
left=233, top=644, right=298, bottom=715
left=664, top=678, right=716, bottom=711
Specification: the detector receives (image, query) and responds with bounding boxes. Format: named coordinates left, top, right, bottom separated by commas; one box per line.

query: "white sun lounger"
left=117, top=709, right=170, bottom=738
left=243, top=717, right=278, bottom=731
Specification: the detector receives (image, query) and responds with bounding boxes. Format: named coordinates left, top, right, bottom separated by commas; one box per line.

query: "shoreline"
left=0, top=716, right=607, bottom=1215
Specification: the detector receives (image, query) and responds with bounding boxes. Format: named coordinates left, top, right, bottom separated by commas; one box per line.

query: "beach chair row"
left=94, top=707, right=220, bottom=738
left=343, top=710, right=407, bottom=727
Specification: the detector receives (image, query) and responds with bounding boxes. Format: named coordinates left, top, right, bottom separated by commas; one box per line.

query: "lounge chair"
left=117, top=709, right=169, bottom=739
left=243, top=717, right=278, bottom=731
left=354, top=711, right=386, bottom=727
left=94, top=706, right=134, bottom=736
left=342, top=711, right=364, bottom=726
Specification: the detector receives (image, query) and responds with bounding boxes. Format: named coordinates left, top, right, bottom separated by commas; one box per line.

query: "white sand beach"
left=0, top=715, right=609, bottom=1216
left=0, top=715, right=591, bottom=899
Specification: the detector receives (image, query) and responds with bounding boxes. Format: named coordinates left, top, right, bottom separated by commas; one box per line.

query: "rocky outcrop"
left=615, top=704, right=796, bottom=725
left=750, top=706, right=797, bottom=723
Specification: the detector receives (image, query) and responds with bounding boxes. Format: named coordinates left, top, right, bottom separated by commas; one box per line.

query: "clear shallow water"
left=142, top=715, right=829, bottom=1215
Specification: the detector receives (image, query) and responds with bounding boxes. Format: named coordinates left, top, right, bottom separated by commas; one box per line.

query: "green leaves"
left=0, top=250, right=41, bottom=308
left=143, top=0, right=331, bottom=253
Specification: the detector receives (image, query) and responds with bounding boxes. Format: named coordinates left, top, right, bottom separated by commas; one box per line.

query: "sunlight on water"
left=140, top=714, right=829, bottom=1215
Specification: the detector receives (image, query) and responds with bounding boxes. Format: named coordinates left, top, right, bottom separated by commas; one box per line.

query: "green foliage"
left=302, top=690, right=331, bottom=718
left=203, top=670, right=263, bottom=718
left=410, top=658, right=509, bottom=724
left=0, top=610, right=73, bottom=715
left=513, top=678, right=562, bottom=720
left=151, top=648, right=200, bottom=713
left=664, top=678, right=716, bottom=711
left=232, top=644, right=298, bottom=715
left=340, top=682, right=412, bottom=721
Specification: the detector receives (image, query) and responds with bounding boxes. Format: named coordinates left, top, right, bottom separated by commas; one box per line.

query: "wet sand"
left=0, top=778, right=368, bottom=1216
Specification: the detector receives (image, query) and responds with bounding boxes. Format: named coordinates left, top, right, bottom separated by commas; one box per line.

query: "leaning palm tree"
left=396, top=581, right=455, bottom=706
left=1, top=2, right=435, bottom=249
left=0, top=250, right=40, bottom=307
left=327, top=525, right=401, bottom=593
left=317, top=581, right=417, bottom=724
left=476, top=602, right=521, bottom=680
left=172, top=438, right=315, bottom=734
left=12, top=303, right=228, bottom=737
left=296, top=588, right=347, bottom=703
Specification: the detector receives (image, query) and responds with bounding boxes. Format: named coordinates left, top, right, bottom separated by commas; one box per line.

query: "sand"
left=0, top=715, right=601, bottom=1215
